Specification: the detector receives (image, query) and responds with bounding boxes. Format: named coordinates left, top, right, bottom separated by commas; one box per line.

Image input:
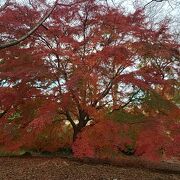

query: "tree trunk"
left=72, top=118, right=88, bottom=142
left=73, top=126, right=81, bottom=142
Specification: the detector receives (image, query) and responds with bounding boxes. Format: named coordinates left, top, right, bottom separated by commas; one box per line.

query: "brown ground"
left=0, top=157, right=179, bottom=180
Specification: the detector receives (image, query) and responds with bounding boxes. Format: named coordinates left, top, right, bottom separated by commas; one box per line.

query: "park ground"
left=0, top=157, right=179, bottom=180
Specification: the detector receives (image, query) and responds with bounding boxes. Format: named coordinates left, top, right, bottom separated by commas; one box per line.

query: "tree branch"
left=92, top=66, right=125, bottom=107
left=120, top=89, right=141, bottom=109
left=65, top=111, right=76, bottom=129
left=111, top=89, right=141, bottom=112
left=144, top=0, right=166, bottom=8
left=0, top=1, right=58, bottom=50
left=0, top=0, right=11, bottom=12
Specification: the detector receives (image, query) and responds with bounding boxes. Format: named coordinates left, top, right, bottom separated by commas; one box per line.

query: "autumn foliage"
left=72, top=120, right=132, bottom=159
left=0, top=0, right=179, bottom=161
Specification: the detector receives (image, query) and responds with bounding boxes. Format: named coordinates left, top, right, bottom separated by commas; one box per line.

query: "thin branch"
left=110, top=89, right=141, bottom=112
left=167, top=0, right=174, bottom=9
left=144, top=0, right=166, bottom=8
left=0, top=1, right=58, bottom=50
left=120, top=89, right=141, bottom=109
left=92, top=66, right=125, bottom=107
left=0, top=0, right=11, bottom=12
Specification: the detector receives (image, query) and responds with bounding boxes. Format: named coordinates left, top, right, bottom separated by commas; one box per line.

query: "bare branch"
left=167, top=0, right=174, bottom=9
left=144, top=0, right=166, bottom=8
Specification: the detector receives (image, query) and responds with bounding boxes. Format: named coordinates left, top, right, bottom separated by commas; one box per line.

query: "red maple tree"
left=0, top=0, right=179, bottom=160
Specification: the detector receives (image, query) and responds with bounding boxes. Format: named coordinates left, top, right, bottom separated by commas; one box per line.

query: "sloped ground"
left=0, top=157, right=179, bottom=180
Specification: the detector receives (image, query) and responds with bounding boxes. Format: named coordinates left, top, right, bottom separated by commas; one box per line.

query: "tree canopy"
left=0, top=0, right=179, bottom=161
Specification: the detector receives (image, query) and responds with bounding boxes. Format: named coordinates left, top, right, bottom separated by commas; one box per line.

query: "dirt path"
left=0, top=157, right=179, bottom=180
